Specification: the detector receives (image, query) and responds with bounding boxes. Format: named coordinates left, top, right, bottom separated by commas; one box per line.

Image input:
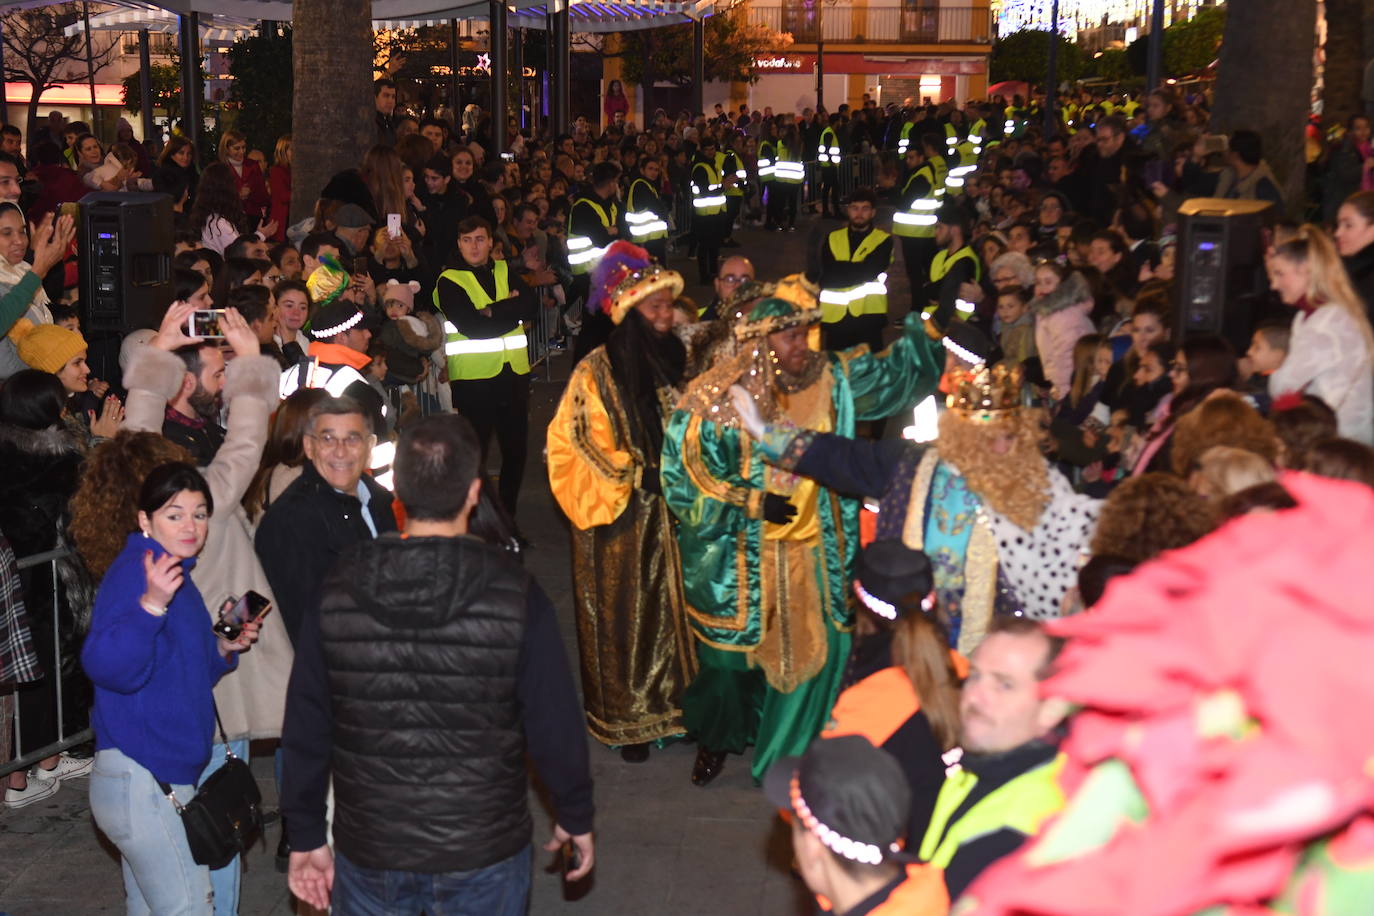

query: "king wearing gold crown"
left=547, top=242, right=697, bottom=762
left=662, top=286, right=944, bottom=786
left=732, top=360, right=1101, bottom=657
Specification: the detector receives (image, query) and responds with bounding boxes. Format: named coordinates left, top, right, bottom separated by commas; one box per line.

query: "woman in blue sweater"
left=81, top=462, right=260, bottom=914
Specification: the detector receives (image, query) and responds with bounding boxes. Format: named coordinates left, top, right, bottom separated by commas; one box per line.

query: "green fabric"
left=683, top=627, right=852, bottom=784
left=0, top=272, right=43, bottom=337
left=662, top=310, right=943, bottom=651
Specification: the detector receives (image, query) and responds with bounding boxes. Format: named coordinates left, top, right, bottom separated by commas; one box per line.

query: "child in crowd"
left=1240, top=320, right=1291, bottom=413
left=49, top=302, right=80, bottom=332
left=378, top=279, right=443, bottom=390
left=996, top=287, right=1036, bottom=367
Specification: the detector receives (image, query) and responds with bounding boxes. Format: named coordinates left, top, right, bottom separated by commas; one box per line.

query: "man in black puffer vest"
left=281, top=414, right=595, bottom=913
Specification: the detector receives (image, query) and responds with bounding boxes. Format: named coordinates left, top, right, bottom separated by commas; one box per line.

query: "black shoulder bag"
left=157, top=703, right=264, bottom=870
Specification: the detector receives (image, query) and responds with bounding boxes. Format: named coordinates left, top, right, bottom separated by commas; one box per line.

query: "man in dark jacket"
left=255, top=395, right=397, bottom=645
left=282, top=414, right=594, bottom=914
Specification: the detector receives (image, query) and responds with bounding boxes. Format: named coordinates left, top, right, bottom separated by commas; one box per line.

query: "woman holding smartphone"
left=82, top=462, right=260, bottom=913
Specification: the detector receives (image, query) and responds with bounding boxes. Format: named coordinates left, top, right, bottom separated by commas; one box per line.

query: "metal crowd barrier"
left=0, top=548, right=92, bottom=778
left=526, top=291, right=559, bottom=380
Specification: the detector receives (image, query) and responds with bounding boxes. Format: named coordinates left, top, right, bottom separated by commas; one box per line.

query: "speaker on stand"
left=77, top=191, right=174, bottom=383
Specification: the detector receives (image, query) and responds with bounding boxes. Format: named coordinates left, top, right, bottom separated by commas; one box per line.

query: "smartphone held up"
left=214, top=590, right=273, bottom=640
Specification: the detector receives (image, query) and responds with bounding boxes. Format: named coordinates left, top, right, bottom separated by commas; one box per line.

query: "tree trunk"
left=1325, top=0, right=1364, bottom=126
left=1211, top=0, right=1316, bottom=214
left=290, top=0, right=375, bottom=224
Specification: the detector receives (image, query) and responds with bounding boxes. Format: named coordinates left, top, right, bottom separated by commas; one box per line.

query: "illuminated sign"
left=754, top=56, right=804, bottom=70
left=431, top=64, right=538, bottom=77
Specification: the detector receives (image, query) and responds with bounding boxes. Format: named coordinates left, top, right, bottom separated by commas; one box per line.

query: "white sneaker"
left=32, top=753, right=94, bottom=782
left=4, top=776, right=60, bottom=808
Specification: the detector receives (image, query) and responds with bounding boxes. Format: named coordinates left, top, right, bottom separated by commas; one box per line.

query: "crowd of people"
left=0, top=71, right=1372, bottom=916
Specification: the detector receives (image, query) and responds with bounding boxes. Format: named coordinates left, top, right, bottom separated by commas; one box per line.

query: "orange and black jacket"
left=822, top=631, right=957, bottom=844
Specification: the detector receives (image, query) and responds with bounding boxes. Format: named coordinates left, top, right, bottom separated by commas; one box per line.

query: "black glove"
left=763, top=493, right=797, bottom=525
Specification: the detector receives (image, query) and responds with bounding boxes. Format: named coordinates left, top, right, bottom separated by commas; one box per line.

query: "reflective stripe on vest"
left=821, top=227, right=890, bottom=322
left=567, top=198, right=618, bottom=275
left=928, top=245, right=982, bottom=317
left=818, top=127, right=840, bottom=165
left=893, top=164, right=938, bottom=238
left=692, top=162, right=726, bottom=215
left=931, top=157, right=948, bottom=198
left=626, top=179, right=668, bottom=241
left=758, top=142, right=776, bottom=181
left=897, top=121, right=915, bottom=154
left=944, top=122, right=958, bottom=149
left=773, top=142, right=804, bottom=183
left=917, top=754, right=1066, bottom=869
left=717, top=151, right=745, bottom=197
left=438, top=263, right=530, bottom=380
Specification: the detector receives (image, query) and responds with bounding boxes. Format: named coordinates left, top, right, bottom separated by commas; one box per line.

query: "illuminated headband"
left=312, top=309, right=364, bottom=340
left=789, top=775, right=900, bottom=866
left=853, top=581, right=935, bottom=621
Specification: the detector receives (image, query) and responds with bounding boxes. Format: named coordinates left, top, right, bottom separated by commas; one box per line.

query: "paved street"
left=0, top=211, right=913, bottom=915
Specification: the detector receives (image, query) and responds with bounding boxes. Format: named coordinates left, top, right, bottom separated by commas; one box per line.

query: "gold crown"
left=946, top=363, right=1023, bottom=420
left=609, top=263, right=684, bottom=324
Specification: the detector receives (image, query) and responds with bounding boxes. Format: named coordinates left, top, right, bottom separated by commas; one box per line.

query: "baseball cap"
left=333, top=203, right=375, bottom=229
left=853, top=541, right=935, bottom=621
left=763, top=735, right=913, bottom=866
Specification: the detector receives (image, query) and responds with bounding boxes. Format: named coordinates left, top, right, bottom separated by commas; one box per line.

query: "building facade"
left=741, top=0, right=993, bottom=113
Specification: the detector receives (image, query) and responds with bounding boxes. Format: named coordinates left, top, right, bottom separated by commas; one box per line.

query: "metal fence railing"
left=0, top=548, right=92, bottom=779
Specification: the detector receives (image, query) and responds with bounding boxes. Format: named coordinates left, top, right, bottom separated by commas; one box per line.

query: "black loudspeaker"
left=1175, top=197, right=1275, bottom=352
left=78, top=191, right=174, bottom=333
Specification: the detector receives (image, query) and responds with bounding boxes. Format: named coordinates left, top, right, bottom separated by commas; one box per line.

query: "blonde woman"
left=267, top=135, right=291, bottom=242
left=1267, top=225, right=1374, bottom=443
left=218, top=129, right=271, bottom=226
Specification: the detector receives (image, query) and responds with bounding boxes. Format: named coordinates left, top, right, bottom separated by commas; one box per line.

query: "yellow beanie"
left=16, top=323, right=88, bottom=374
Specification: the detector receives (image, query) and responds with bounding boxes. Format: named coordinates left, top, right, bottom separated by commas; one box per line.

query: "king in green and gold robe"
left=662, top=304, right=942, bottom=782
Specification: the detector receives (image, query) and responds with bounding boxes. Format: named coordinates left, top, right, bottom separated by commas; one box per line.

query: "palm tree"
left=290, top=0, right=376, bottom=224
left=1323, top=0, right=1367, bottom=127
left=1211, top=0, right=1316, bottom=212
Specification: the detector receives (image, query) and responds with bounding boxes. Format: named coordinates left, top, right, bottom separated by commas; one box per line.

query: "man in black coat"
left=282, top=414, right=594, bottom=914
left=255, top=395, right=397, bottom=646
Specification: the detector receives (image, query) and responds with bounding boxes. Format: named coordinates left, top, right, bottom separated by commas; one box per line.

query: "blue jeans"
left=333, top=845, right=532, bottom=916
left=199, top=738, right=249, bottom=916
left=89, top=748, right=213, bottom=915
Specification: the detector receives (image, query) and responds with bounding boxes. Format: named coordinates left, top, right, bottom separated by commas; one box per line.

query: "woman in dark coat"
left=0, top=370, right=95, bottom=807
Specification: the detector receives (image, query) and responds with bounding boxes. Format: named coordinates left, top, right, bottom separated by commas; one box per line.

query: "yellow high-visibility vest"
left=821, top=227, right=890, bottom=322
left=567, top=197, right=618, bottom=275
left=893, top=163, right=938, bottom=239
left=436, top=261, right=530, bottom=381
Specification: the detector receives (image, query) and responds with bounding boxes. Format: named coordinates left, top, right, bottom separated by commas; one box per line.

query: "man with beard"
left=730, top=363, right=1100, bottom=656
left=818, top=187, right=892, bottom=353
left=662, top=291, right=944, bottom=787
left=547, top=242, right=696, bottom=764
left=164, top=340, right=227, bottom=464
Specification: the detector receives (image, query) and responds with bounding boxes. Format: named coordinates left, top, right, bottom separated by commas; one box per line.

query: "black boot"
left=620, top=742, right=650, bottom=763
left=691, top=747, right=727, bottom=786
left=275, top=820, right=290, bottom=874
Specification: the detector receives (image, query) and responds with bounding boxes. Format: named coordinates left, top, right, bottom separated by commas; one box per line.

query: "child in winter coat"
left=1030, top=263, right=1095, bottom=398
left=378, top=279, right=444, bottom=389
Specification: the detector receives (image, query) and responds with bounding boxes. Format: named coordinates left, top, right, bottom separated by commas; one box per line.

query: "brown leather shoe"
left=691, top=747, right=727, bottom=786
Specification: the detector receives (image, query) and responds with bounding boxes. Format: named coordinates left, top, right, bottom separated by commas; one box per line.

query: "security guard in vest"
left=895, top=108, right=917, bottom=155
left=923, top=132, right=949, bottom=202
left=434, top=215, right=538, bottom=516
left=771, top=123, right=806, bottom=230
left=624, top=157, right=669, bottom=264
left=568, top=161, right=623, bottom=360
left=893, top=140, right=940, bottom=318
left=758, top=124, right=780, bottom=230
left=764, top=735, right=949, bottom=916
left=818, top=186, right=892, bottom=353
left=919, top=617, right=1070, bottom=901
left=925, top=199, right=985, bottom=336
left=717, top=132, right=747, bottom=247
left=691, top=135, right=728, bottom=284
left=817, top=113, right=843, bottom=219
